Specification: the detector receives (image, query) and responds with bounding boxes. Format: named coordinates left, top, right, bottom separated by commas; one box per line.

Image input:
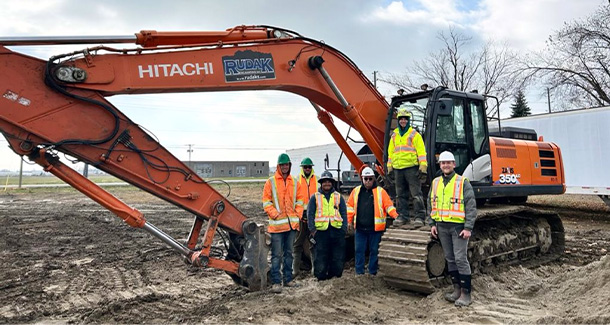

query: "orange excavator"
left=0, top=26, right=565, bottom=293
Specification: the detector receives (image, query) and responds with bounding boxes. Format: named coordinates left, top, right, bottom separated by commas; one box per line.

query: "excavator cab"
left=386, top=86, right=491, bottom=192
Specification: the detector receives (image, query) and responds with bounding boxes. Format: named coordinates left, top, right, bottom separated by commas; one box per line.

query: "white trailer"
left=501, top=106, right=610, bottom=206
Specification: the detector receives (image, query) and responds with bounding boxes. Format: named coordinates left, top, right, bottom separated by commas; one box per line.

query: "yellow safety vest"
left=387, top=127, right=427, bottom=169
left=430, top=174, right=466, bottom=223
left=313, top=191, right=342, bottom=231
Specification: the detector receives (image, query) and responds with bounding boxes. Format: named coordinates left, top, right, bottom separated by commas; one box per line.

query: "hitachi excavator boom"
left=0, top=26, right=388, bottom=290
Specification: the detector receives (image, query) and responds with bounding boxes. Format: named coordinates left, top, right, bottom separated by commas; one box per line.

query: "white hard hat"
left=438, top=151, right=455, bottom=162
left=361, top=167, right=375, bottom=177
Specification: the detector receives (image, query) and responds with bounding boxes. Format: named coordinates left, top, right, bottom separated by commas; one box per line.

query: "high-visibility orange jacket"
left=297, top=167, right=317, bottom=209
left=262, top=168, right=305, bottom=233
left=347, top=185, right=398, bottom=231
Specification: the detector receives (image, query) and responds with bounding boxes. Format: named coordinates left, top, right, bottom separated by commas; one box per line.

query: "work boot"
left=284, top=280, right=300, bottom=288
left=413, top=218, right=425, bottom=228
left=393, top=217, right=409, bottom=227
left=445, top=284, right=461, bottom=302
left=444, top=271, right=461, bottom=303
left=455, top=289, right=472, bottom=306
left=270, top=284, right=282, bottom=294
left=455, top=274, right=472, bottom=307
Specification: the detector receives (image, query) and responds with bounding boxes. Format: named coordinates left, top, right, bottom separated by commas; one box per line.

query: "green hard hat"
left=277, top=153, right=291, bottom=164
left=300, top=157, right=314, bottom=166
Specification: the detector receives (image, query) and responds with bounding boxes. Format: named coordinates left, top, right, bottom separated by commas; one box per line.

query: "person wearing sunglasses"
left=346, top=166, right=398, bottom=275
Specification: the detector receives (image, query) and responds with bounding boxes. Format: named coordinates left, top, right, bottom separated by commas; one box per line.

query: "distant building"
left=185, top=161, right=269, bottom=178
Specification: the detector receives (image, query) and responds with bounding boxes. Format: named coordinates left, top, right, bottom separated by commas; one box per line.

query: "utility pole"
left=18, top=157, right=23, bottom=189
left=373, top=71, right=378, bottom=88
left=187, top=144, right=194, bottom=163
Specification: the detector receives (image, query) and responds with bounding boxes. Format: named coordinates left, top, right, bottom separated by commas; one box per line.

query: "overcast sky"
left=0, top=0, right=605, bottom=171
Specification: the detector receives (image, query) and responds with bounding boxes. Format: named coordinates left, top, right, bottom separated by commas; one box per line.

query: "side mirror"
left=436, top=98, right=453, bottom=116
left=324, top=153, right=330, bottom=168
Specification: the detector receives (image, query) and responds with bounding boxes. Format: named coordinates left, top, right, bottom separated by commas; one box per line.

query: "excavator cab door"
left=424, top=88, right=491, bottom=182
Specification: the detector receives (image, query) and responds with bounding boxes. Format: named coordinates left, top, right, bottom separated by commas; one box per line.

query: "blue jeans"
left=270, top=230, right=297, bottom=284
left=354, top=229, right=383, bottom=275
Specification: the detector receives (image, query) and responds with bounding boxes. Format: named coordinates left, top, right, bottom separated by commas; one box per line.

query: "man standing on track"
left=428, top=151, right=477, bottom=306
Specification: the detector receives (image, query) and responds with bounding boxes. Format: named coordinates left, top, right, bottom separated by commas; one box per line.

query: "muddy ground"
left=1, top=184, right=610, bottom=324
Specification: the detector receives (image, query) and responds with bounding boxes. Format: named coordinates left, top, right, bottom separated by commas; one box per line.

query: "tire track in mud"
left=2, top=191, right=609, bottom=323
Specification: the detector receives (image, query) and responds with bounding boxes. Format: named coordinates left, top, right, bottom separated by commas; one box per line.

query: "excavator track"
left=379, top=205, right=565, bottom=294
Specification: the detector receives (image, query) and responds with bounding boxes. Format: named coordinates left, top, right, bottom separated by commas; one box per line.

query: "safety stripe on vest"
left=270, top=177, right=281, bottom=212
left=375, top=187, right=384, bottom=222
left=392, top=129, right=417, bottom=155
left=407, top=129, right=416, bottom=146
left=293, top=178, right=299, bottom=208
left=270, top=176, right=299, bottom=212
left=430, top=175, right=466, bottom=221
left=315, top=192, right=342, bottom=223
left=352, top=186, right=361, bottom=221
left=269, top=216, right=301, bottom=225
left=453, top=175, right=463, bottom=211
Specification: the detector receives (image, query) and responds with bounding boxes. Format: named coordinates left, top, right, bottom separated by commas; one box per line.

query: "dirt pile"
left=534, top=255, right=610, bottom=323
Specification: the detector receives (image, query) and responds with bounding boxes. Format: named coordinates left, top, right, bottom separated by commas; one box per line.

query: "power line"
left=165, top=145, right=286, bottom=150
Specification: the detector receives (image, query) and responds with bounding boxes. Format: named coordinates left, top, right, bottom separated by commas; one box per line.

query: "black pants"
left=313, top=226, right=346, bottom=281
left=394, top=166, right=425, bottom=221
left=293, top=214, right=311, bottom=275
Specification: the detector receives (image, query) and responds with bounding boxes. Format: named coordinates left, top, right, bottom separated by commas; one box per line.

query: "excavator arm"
left=0, top=26, right=391, bottom=290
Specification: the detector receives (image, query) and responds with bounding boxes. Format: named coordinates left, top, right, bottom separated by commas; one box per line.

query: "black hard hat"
left=318, top=170, right=336, bottom=185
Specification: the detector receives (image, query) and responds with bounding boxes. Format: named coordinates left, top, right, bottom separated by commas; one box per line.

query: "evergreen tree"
left=510, top=90, right=531, bottom=117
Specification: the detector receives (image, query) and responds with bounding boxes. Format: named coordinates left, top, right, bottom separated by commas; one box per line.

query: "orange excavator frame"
left=0, top=26, right=391, bottom=290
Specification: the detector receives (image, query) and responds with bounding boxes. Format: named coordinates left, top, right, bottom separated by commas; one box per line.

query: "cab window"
left=436, top=99, right=466, bottom=144
left=469, top=100, right=486, bottom=155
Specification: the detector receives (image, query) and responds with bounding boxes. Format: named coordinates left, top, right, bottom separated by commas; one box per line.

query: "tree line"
left=381, top=4, right=610, bottom=118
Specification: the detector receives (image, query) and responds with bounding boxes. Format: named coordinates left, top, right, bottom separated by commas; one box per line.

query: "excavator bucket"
left=236, top=220, right=270, bottom=291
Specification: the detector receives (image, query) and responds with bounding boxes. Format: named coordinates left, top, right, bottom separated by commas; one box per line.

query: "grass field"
left=1, top=174, right=267, bottom=187
left=1, top=175, right=121, bottom=186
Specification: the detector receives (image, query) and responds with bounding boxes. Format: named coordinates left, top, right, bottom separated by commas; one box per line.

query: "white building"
left=286, top=141, right=366, bottom=178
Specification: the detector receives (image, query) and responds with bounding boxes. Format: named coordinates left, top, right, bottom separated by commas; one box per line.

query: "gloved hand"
left=387, top=166, right=393, bottom=173
left=418, top=164, right=427, bottom=174
left=309, top=233, right=316, bottom=245
left=348, top=224, right=355, bottom=236
left=418, top=165, right=427, bottom=183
